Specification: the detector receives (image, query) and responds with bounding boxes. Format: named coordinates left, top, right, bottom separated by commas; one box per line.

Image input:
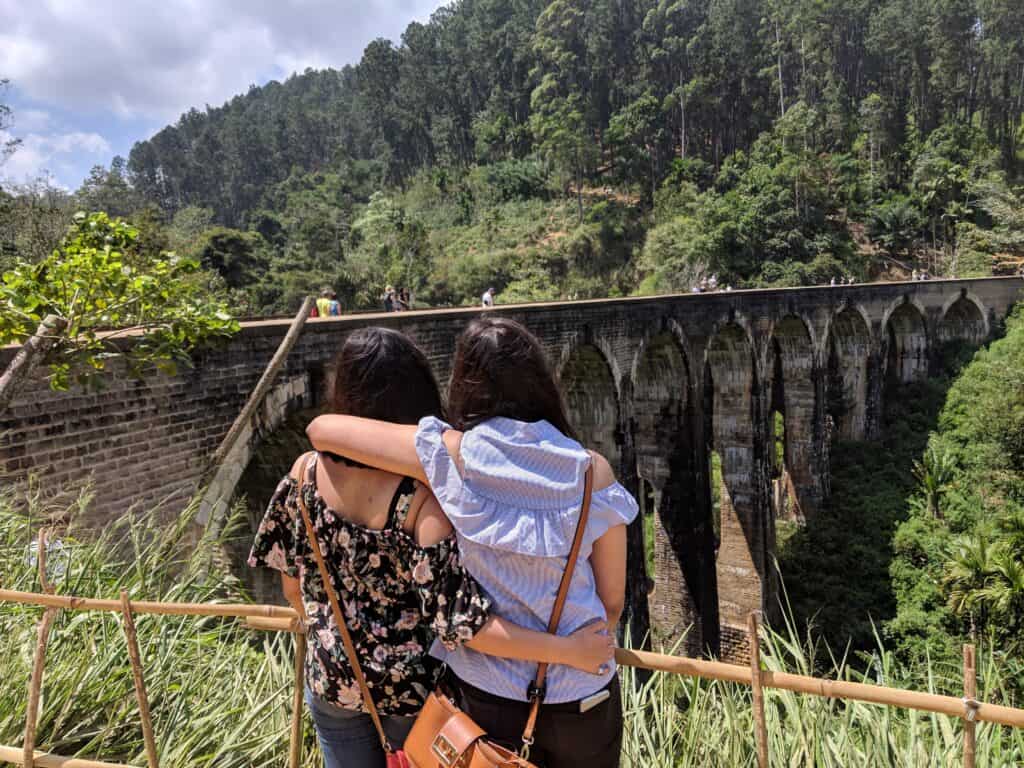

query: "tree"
left=0, top=176, right=73, bottom=266
left=0, top=212, right=238, bottom=413
left=608, top=92, right=665, bottom=201
left=197, top=227, right=265, bottom=289
left=912, top=444, right=956, bottom=518
left=530, top=0, right=594, bottom=223
left=0, top=78, right=20, bottom=166
left=76, top=156, right=138, bottom=218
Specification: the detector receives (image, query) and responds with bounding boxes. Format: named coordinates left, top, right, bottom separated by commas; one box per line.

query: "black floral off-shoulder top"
left=248, top=453, right=492, bottom=716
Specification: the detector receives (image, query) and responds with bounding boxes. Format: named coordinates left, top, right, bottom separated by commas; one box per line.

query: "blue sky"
left=0, top=0, right=445, bottom=190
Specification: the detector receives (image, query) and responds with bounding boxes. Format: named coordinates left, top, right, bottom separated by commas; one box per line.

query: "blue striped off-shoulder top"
left=415, top=415, right=639, bottom=703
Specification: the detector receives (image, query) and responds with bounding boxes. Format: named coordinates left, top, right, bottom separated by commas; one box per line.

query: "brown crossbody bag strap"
left=519, top=461, right=595, bottom=755
left=295, top=453, right=395, bottom=753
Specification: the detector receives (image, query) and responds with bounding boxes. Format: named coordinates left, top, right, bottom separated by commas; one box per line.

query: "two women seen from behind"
left=308, top=317, right=639, bottom=768
left=249, top=327, right=614, bottom=768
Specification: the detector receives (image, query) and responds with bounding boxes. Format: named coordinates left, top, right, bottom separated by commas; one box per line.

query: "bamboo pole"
left=23, top=608, right=57, bottom=768
left=196, top=295, right=314, bottom=531
left=206, top=295, right=314, bottom=474
left=963, top=644, right=977, bottom=768
left=288, top=633, right=307, bottom=768
left=0, top=589, right=295, bottom=619
left=5, top=589, right=1024, bottom=731
left=37, top=529, right=54, bottom=595
left=119, top=592, right=159, bottom=768
left=0, top=746, right=133, bottom=768
left=748, top=613, right=769, bottom=768
left=246, top=615, right=303, bottom=633
left=613, top=649, right=1024, bottom=729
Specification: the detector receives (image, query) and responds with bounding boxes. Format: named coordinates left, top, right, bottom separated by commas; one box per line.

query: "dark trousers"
left=306, top=690, right=414, bottom=768
left=446, top=673, right=623, bottom=768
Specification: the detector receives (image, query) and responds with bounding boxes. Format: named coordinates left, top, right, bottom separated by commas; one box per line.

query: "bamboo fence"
left=2, top=588, right=1022, bottom=768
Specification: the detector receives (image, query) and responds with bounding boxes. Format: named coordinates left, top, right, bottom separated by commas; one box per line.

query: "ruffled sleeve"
left=247, top=476, right=301, bottom=577
left=412, top=543, right=492, bottom=650
left=585, top=481, right=640, bottom=549
left=415, top=416, right=464, bottom=512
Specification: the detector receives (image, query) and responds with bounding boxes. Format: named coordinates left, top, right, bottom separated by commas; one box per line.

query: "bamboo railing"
left=2, top=586, right=1022, bottom=768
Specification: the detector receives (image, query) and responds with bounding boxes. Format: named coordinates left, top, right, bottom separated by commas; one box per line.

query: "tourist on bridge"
left=250, top=328, right=611, bottom=768
left=482, top=286, right=496, bottom=308
left=308, top=316, right=638, bottom=768
left=316, top=289, right=342, bottom=317
left=382, top=285, right=395, bottom=313
left=393, top=286, right=410, bottom=312
left=316, top=289, right=333, bottom=318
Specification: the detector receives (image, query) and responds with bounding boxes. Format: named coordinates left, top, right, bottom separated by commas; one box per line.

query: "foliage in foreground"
left=0, top=487, right=313, bottom=767
left=1, top=487, right=1023, bottom=767
left=622, top=615, right=1024, bottom=767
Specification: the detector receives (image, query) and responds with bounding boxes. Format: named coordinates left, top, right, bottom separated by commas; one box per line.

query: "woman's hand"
left=560, top=621, right=615, bottom=675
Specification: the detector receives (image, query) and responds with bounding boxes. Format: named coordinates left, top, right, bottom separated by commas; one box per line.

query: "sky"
left=0, top=0, right=446, bottom=190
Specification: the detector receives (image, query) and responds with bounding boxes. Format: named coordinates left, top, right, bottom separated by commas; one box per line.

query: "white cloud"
left=0, top=0, right=446, bottom=123
left=1, top=130, right=111, bottom=186
left=10, top=107, right=51, bottom=133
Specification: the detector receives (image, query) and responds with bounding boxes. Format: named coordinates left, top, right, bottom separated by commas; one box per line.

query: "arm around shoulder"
left=306, top=415, right=426, bottom=482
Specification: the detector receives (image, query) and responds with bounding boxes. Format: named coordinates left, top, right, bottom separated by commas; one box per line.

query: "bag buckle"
left=526, top=681, right=546, bottom=702
left=519, top=736, right=534, bottom=760
left=431, top=733, right=461, bottom=767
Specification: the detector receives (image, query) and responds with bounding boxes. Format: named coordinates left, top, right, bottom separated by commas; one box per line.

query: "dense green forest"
left=3, top=0, right=1024, bottom=313
left=779, top=310, right=1024, bottom=681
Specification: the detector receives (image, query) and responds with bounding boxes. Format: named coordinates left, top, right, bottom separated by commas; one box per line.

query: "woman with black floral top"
left=249, top=328, right=613, bottom=768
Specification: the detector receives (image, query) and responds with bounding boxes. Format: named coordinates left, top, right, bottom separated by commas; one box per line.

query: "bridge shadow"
left=776, top=343, right=978, bottom=656
left=223, top=406, right=319, bottom=604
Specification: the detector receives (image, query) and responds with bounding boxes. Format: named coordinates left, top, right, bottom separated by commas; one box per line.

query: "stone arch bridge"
left=2, top=277, right=1020, bottom=657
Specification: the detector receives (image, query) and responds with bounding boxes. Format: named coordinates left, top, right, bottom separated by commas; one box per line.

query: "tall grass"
left=621, top=614, right=1024, bottom=767
left=0, top=483, right=315, bottom=767
left=1, top=486, right=1022, bottom=767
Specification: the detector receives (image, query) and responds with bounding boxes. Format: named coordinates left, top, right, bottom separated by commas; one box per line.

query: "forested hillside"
left=3, top=0, right=1024, bottom=313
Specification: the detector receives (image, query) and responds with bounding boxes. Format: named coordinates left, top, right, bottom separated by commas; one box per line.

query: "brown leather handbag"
left=296, top=453, right=595, bottom=768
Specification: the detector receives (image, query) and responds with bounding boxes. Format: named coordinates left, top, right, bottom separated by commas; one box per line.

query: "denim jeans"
left=305, top=690, right=415, bottom=768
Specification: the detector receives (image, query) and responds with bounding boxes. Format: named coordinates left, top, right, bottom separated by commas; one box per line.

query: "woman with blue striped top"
left=307, top=316, right=638, bottom=768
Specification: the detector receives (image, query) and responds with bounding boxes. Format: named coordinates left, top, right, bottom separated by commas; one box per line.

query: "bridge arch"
left=559, top=342, right=622, bottom=465
left=631, top=328, right=716, bottom=653
left=768, top=315, right=820, bottom=520
left=826, top=305, right=872, bottom=440
left=881, top=299, right=929, bottom=383
left=703, top=321, right=769, bottom=655
left=938, top=293, right=988, bottom=345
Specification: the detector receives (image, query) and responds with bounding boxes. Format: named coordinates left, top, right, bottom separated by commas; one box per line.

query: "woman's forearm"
left=466, top=617, right=613, bottom=675
left=465, top=616, right=572, bottom=665
left=306, top=415, right=426, bottom=482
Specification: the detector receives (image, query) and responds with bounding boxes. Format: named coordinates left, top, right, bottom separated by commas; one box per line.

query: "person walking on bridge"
left=316, top=289, right=333, bottom=318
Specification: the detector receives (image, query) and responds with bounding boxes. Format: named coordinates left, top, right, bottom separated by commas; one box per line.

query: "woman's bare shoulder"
left=288, top=452, right=316, bottom=481
left=404, top=483, right=454, bottom=547
left=587, top=451, right=617, bottom=491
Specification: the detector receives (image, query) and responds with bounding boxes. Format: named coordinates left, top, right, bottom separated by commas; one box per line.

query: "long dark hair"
left=327, top=327, right=443, bottom=424
left=446, top=316, right=577, bottom=439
